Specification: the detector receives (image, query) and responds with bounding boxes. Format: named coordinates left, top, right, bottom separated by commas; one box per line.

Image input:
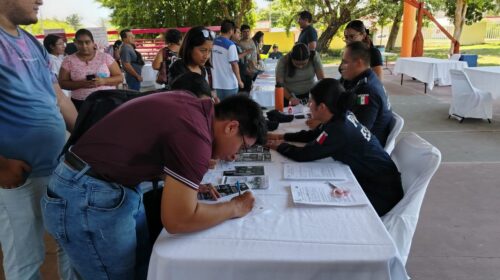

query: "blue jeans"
left=0, top=176, right=80, bottom=280
left=125, top=73, right=141, bottom=91
left=216, top=88, right=238, bottom=100
left=41, top=162, right=151, bottom=280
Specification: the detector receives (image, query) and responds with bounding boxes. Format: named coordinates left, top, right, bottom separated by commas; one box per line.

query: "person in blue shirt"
left=267, top=78, right=403, bottom=216
left=0, top=0, right=77, bottom=278
left=340, top=41, right=393, bottom=146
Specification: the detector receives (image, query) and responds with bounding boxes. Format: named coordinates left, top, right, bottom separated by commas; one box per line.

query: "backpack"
left=156, top=47, right=177, bottom=85
left=61, top=89, right=153, bottom=156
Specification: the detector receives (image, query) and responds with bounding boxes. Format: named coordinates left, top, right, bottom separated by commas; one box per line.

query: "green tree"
left=259, top=0, right=379, bottom=52
left=96, top=0, right=254, bottom=30
left=66, top=14, right=82, bottom=30
left=441, top=0, right=495, bottom=52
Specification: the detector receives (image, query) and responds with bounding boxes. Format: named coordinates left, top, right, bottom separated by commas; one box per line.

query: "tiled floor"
left=2, top=64, right=500, bottom=280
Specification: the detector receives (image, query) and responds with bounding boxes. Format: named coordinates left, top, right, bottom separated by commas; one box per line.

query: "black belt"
left=65, top=151, right=106, bottom=181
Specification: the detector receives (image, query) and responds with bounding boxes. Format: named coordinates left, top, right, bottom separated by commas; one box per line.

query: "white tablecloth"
left=147, top=120, right=408, bottom=280
left=464, top=66, right=500, bottom=99
left=394, top=57, right=468, bottom=90
left=250, top=60, right=278, bottom=107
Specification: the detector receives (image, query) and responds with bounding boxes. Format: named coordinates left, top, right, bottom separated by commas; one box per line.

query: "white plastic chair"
left=449, top=53, right=461, bottom=61
left=449, top=69, right=492, bottom=123
left=382, top=133, right=441, bottom=265
left=384, top=112, right=404, bottom=154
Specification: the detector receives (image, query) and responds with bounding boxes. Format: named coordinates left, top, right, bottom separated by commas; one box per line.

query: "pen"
left=326, top=181, right=349, bottom=197
left=236, top=181, right=241, bottom=196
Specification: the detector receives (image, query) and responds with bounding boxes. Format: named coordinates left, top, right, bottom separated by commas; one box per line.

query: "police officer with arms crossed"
left=267, top=78, right=403, bottom=217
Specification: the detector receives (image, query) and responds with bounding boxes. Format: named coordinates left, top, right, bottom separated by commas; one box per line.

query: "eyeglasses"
left=201, top=29, right=216, bottom=40
left=343, top=33, right=362, bottom=41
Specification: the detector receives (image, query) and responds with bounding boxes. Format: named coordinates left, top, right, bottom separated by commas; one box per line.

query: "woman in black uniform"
left=343, top=20, right=383, bottom=80
left=267, top=78, right=403, bottom=216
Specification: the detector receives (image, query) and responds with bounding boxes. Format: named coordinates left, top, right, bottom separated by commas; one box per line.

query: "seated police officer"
left=340, top=41, right=393, bottom=146
left=267, top=78, right=403, bottom=217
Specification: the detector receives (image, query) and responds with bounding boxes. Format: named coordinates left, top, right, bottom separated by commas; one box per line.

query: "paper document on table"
left=290, top=183, right=367, bottom=206
left=283, top=162, right=349, bottom=181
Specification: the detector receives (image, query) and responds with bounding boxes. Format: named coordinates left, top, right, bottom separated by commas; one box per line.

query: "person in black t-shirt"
left=342, top=20, right=383, bottom=80
left=266, top=78, right=403, bottom=216
left=297, top=10, right=318, bottom=51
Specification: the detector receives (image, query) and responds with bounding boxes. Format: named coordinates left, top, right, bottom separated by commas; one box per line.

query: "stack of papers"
left=290, top=183, right=367, bottom=207
left=283, top=162, right=348, bottom=181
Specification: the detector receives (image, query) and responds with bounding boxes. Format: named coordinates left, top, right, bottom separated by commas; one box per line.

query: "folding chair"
left=384, top=112, right=404, bottom=154
left=449, top=69, right=492, bottom=123
left=382, top=133, right=441, bottom=265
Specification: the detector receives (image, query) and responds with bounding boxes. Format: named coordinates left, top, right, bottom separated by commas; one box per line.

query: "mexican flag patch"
left=316, top=131, right=328, bottom=145
left=357, top=94, right=369, bottom=105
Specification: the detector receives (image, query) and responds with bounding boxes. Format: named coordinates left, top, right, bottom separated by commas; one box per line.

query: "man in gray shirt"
left=120, top=29, right=144, bottom=91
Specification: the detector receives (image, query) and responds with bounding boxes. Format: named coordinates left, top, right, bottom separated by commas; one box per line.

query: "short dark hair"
left=113, top=40, right=122, bottom=50
left=165, top=29, right=181, bottom=44
left=120, top=29, right=131, bottom=40
left=75, top=29, right=94, bottom=42
left=43, top=34, right=62, bottom=54
left=170, top=72, right=211, bottom=98
left=345, top=41, right=371, bottom=66
left=298, top=11, right=313, bottom=22
left=65, top=42, right=77, bottom=55
left=221, top=19, right=236, bottom=34
left=310, top=78, right=355, bottom=120
left=240, top=24, right=250, bottom=32
left=214, top=95, right=267, bottom=145
left=179, top=26, right=214, bottom=66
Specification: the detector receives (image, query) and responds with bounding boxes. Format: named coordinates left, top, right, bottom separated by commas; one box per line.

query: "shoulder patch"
left=356, top=94, right=369, bottom=105
left=316, top=131, right=329, bottom=145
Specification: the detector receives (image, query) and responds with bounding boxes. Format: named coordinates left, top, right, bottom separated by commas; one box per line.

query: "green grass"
left=321, top=42, right=500, bottom=66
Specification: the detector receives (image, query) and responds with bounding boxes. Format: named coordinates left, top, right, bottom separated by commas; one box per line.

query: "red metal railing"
left=35, top=26, right=221, bottom=61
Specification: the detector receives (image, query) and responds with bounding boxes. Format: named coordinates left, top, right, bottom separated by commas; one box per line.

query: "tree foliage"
left=66, top=14, right=82, bottom=30
left=96, top=0, right=254, bottom=30
left=261, top=0, right=379, bottom=52
left=444, top=0, right=495, bottom=25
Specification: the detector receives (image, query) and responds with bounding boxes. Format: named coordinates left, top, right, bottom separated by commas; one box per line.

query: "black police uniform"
left=341, top=69, right=393, bottom=146
left=277, top=111, right=403, bottom=216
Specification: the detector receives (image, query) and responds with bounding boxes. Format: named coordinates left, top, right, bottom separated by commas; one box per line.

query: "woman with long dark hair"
left=276, top=43, right=324, bottom=106
left=267, top=78, right=403, bottom=216
left=168, top=26, right=215, bottom=96
left=343, top=20, right=383, bottom=80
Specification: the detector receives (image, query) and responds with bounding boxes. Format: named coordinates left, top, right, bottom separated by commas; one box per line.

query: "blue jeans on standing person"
left=0, top=176, right=80, bottom=280
left=125, top=73, right=141, bottom=91
left=41, top=161, right=151, bottom=280
left=216, top=88, right=239, bottom=101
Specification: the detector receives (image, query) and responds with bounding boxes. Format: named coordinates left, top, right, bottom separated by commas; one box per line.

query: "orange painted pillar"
left=401, top=2, right=417, bottom=57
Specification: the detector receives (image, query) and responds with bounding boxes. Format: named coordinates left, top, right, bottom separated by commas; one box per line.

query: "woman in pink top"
left=59, top=29, right=123, bottom=110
